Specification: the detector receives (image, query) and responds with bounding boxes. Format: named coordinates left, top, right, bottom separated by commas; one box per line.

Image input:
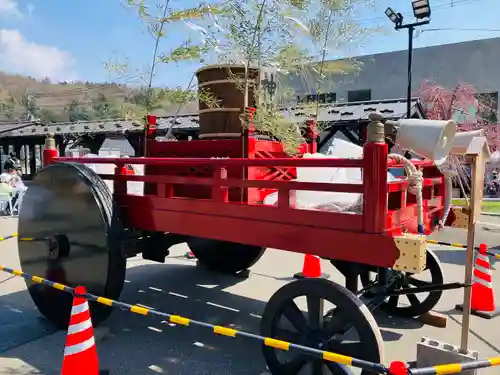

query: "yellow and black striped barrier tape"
left=0, top=264, right=387, bottom=374
left=426, top=239, right=500, bottom=260
left=409, top=357, right=500, bottom=374
left=0, top=233, right=18, bottom=242
left=0, top=233, right=38, bottom=242
left=426, top=240, right=468, bottom=249
left=2, top=264, right=500, bottom=374
left=2, top=238, right=500, bottom=375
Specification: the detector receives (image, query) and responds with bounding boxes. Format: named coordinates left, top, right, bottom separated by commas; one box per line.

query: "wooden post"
left=43, top=133, right=58, bottom=167
left=242, top=107, right=256, bottom=202
left=306, top=119, right=318, bottom=154
left=459, top=150, right=486, bottom=353
left=212, top=167, right=229, bottom=202
left=113, top=164, right=127, bottom=203
left=362, top=113, right=388, bottom=233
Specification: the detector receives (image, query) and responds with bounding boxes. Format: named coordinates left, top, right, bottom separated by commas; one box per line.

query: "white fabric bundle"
left=263, top=139, right=397, bottom=213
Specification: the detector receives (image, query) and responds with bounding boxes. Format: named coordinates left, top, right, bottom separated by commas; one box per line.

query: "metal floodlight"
left=385, top=7, right=402, bottom=24
left=412, top=0, right=431, bottom=19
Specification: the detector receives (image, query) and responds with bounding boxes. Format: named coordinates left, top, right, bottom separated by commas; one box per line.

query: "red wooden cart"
left=17, top=111, right=463, bottom=375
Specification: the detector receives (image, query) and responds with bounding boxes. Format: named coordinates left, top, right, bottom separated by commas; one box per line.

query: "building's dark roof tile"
left=0, top=121, right=35, bottom=135
left=0, top=98, right=424, bottom=138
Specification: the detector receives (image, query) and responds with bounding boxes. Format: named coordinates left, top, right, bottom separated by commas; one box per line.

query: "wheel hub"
left=305, top=331, right=324, bottom=349
left=359, top=250, right=445, bottom=318
left=47, top=235, right=70, bottom=260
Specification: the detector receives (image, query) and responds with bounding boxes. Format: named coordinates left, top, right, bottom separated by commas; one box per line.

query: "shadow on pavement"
left=432, top=249, right=466, bottom=267
left=433, top=247, right=500, bottom=269
left=0, top=261, right=434, bottom=375
left=0, top=282, right=56, bottom=354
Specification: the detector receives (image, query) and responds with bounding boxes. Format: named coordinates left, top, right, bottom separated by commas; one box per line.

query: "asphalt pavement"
left=1, top=216, right=500, bottom=374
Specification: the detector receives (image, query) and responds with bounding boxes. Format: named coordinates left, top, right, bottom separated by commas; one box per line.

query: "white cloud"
left=0, top=29, right=78, bottom=81
left=0, top=0, right=22, bottom=18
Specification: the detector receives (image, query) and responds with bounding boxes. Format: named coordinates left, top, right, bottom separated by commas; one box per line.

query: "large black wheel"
left=18, top=163, right=126, bottom=329
left=261, top=278, right=384, bottom=375
left=359, top=249, right=444, bottom=317
left=186, top=237, right=265, bottom=274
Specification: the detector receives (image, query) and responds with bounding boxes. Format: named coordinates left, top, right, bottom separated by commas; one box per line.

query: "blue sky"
left=0, top=0, right=498, bottom=88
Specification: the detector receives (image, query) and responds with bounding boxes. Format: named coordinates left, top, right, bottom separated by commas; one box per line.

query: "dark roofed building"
left=0, top=97, right=425, bottom=178
left=0, top=121, right=36, bottom=136
left=0, top=98, right=424, bottom=139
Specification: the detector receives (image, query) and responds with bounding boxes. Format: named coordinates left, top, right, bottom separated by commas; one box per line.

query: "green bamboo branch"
left=144, top=0, right=171, bottom=118
left=313, top=8, right=334, bottom=122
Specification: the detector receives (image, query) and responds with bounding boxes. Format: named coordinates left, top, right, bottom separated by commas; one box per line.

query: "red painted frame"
left=52, top=137, right=447, bottom=269
left=143, top=136, right=309, bottom=203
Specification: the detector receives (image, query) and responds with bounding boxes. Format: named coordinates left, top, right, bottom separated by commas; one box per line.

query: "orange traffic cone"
left=61, top=286, right=100, bottom=375
left=294, top=254, right=329, bottom=279
left=456, top=244, right=500, bottom=319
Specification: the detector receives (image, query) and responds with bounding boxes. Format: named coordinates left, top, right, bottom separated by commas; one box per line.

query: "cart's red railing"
left=55, top=149, right=445, bottom=236
left=43, top=153, right=443, bottom=266
left=56, top=156, right=368, bottom=230
left=55, top=156, right=363, bottom=168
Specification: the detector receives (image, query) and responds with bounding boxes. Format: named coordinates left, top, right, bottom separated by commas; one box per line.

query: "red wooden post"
left=362, top=113, right=388, bottom=233
left=243, top=107, right=257, bottom=202
left=305, top=119, right=318, bottom=154
left=43, top=134, right=58, bottom=167
left=145, top=115, right=157, bottom=137
left=157, top=183, right=174, bottom=198
left=143, top=114, right=157, bottom=157
left=113, top=164, right=127, bottom=201
left=212, top=167, right=228, bottom=202
left=246, top=109, right=257, bottom=157
left=278, top=188, right=296, bottom=209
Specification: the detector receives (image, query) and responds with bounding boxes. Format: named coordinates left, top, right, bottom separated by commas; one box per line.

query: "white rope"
left=452, top=154, right=471, bottom=205
left=435, top=163, right=456, bottom=229
left=440, top=173, right=455, bottom=229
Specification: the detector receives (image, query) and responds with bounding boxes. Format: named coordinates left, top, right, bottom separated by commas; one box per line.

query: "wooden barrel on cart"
left=196, top=64, right=260, bottom=139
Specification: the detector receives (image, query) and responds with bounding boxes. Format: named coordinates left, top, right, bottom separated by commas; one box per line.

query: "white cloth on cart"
left=263, top=139, right=398, bottom=213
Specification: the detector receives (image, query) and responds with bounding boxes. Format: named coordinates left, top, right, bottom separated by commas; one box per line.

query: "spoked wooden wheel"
left=187, top=237, right=265, bottom=274
left=261, top=279, right=384, bottom=375
left=360, top=249, right=444, bottom=317
left=18, top=163, right=126, bottom=329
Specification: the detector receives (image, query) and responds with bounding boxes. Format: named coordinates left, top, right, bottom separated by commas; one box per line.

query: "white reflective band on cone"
left=477, top=253, right=490, bottom=262
left=473, top=276, right=493, bottom=288
left=67, top=319, right=92, bottom=335
left=475, top=265, right=491, bottom=275
left=64, top=337, right=95, bottom=356
left=71, top=301, right=89, bottom=315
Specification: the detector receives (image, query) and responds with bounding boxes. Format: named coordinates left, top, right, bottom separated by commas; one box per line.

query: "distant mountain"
left=0, top=71, right=198, bottom=124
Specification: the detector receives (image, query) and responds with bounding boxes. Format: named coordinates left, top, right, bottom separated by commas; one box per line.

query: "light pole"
left=385, top=0, right=431, bottom=118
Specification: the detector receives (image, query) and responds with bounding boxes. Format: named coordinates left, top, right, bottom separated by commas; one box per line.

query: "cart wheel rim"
left=360, top=249, right=444, bottom=318
left=261, top=278, right=383, bottom=375
left=18, top=163, right=126, bottom=329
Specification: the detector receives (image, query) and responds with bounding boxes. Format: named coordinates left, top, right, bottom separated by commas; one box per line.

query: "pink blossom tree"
left=416, top=79, right=500, bottom=151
